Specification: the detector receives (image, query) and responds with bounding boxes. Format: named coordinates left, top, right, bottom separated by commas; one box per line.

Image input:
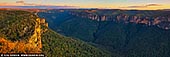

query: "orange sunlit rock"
left=0, top=18, right=47, bottom=53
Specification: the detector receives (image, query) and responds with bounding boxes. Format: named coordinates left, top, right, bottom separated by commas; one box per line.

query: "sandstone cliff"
left=0, top=18, right=48, bottom=53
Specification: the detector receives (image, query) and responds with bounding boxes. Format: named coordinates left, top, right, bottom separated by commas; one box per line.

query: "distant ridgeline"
left=68, top=9, right=170, bottom=30
left=0, top=10, right=111, bottom=57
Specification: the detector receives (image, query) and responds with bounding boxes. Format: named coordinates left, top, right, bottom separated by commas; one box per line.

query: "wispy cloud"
left=146, top=4, right=161, bottom=7
left=16, top=1, right=24, bottom=4
left=120, top=4, right=162, bottom=8
left=0, top=0, right=78, bottom=9
left=0, top=0, right=75, bottom=7
left=0, top=0, right=39, bottom=6
left=15, top=0, right=43, bottom=6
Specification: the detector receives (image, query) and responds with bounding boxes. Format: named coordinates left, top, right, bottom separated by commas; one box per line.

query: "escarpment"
left=0, top=10, right=48, bottom=53
left=0, top=10, right=111, bottom=57
left=0, top=18, right=48, bottom=53
left=68, top=10, right=170, bottom=30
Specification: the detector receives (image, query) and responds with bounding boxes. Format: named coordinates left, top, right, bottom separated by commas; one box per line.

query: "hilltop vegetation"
left=0, top=10, right=37, bottom=41
left=0, top=10, right=42, bottom=53
left=0, top=10, right=111, bottom=57
left=42, top=30, right=112, bottom=57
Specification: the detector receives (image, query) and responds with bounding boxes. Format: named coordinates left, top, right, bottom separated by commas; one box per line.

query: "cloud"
left=16, top=0, right=39, bottom=6
left=0, top=0, right=79, bottom=7
left=146, top=4, right=161, bottom=6
left=15, top=0, right=62, bottom=6
left=121, top=4, right=162, bottom=8
left=125, top=6, right=146, bottom=8
left=16, top=1, right=24, bottom=4
left=0, top=2, right=46, bottom=6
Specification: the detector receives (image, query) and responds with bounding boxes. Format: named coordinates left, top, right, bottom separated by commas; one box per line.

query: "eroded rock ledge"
left=0, top=18, right=48, bottom=53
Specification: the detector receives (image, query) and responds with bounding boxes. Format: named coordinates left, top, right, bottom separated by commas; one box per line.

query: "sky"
left=0, top=0, right=170, bottom=10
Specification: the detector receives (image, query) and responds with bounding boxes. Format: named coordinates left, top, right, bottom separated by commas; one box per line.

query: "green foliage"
left=39, top=9, right=170, bottom=57
left=0, top=10, right=111, bottom=57
left=41, top=30, right=111, bottom=57
left=0, top=10, right=37, bottom=41
left=58, top=17, right=99, bottom=42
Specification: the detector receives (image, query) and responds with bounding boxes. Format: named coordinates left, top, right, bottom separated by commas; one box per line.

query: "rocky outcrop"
left=69, top=10, right=170, bottom=30
left=0, top=18, right=48, bottom=53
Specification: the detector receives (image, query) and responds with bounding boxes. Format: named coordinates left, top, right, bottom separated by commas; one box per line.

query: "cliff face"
left=38, top=9, right=170, bottom=57
left=0, top=17, right=48, bottom=53
left=69, top=10, right=170, bottom=30
left=0, top=10, right=113, bottom=57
